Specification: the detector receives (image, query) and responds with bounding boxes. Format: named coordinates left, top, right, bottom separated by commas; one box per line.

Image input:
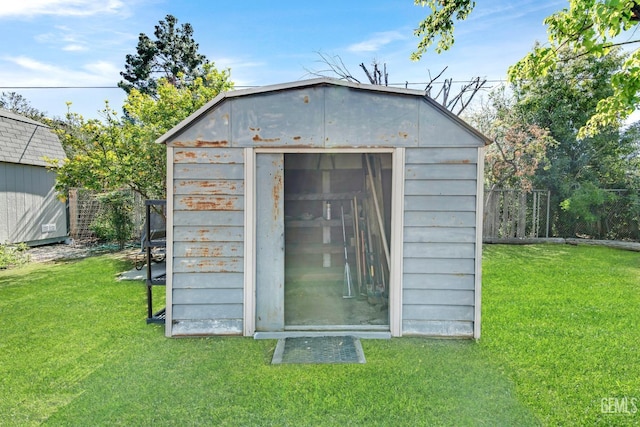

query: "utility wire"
left=0, top=79, right=509, bottom=90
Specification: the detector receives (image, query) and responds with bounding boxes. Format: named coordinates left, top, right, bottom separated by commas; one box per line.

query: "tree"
left=307, top=52, right=487, bottom=116
left=468, top=87, right=554, bottom=193
left=411, top=0, right=640, bottom=137
left=0, top=92, right=47, bottom=122
left=52, top=66, right=233, bottom=201
left=511, top=46, right=640, bottom=237
left=119, top=14, right=212, bottom=97
left=508, top=1, right=640, bottom=137
left=514, top=47, right=630, bottom=192
left=411, top=0, right=475, bottom=60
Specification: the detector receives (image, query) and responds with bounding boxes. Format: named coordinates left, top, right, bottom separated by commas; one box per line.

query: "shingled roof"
left=0, top=109, right=66, bottom=167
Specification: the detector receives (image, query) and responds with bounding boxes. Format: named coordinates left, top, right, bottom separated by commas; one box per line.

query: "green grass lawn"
left=1, top=244, right=638, bottom=425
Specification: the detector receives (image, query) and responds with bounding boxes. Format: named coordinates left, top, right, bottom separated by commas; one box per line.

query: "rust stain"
left=252, top=134, right=281, bottom=143
left=398, top=131, right=408, bottom=139
left=272, top=172, right=283, bottom=220
left=195, top=140, right=229, bottom=147
left=303, top=95, right=309, bottom=104
left=182, top=196, right=237, bottom=210
left=172, top=140, right=229, bottom=147
left=292, top=136, right=301, bottom=141
left=176, top=151, right=197, bottom=159
left=249, top=127, right=260, bottom=132
left=446, top=159, right=471, bottom=164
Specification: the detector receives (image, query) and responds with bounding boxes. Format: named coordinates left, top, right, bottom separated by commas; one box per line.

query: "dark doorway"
left=283, top=153, right=391, bottom=329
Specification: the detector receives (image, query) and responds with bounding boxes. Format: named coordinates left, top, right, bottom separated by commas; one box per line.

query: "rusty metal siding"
left=231, top=87, right=325, bottom=148
left=418, top=100, right=484, bottom=147
left=254, top=153, right=285, bottom=331
left=324, top=86, right=419, bottom=147
left=170, top=146, right=245, bottom=336
left=170, top=101, right=231, bottom=147
left=402, top=147, right=479, bottom=337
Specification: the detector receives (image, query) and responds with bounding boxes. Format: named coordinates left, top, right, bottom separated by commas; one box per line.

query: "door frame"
left=244, top=147, right=404, bottom=337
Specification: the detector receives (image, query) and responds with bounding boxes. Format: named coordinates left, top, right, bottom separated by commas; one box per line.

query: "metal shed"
left=157, top=78, right=490, bottom=339
left=0, top=109, right=67, bottom=246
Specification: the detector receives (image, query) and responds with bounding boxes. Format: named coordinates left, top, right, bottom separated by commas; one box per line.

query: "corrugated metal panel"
left=404, top=195, right=476, bottom=212
left=174, top=179, right=244, bottom=195
left=405, top=180, right=477, bottom=196
left=174, top=257, right=243, bottom=273
left=173, top=288, right=243, bottom=304
left=404, top=289, right=475, bottom=305
left=403, top=242, right=475, bottom=258
left=173, top=241, right=243, bottom=258
left=403, top=305, right=475, bottom=321
left=405, top=147, right=478, bottom=164
left=401, top=147, right=479, bottom=336
left=170, top=146, right=245, bottom=336
left=174, top=163, right=243, bottom=180
left=403, top=274, right=475, bottom=290
left=403, top=320, right=473, bottom=337
left=169, top=101, right=231, bottom=148
left=255, top=153, right=285, bottom=331
left=172, top=319, right=243, bottom=335
left=172, top=304, right=243, bottom=320
left=405, top=163, right=476, bottom=180
left=324, top=86, right=419, bottom=147
left=174, top=195, right=244, bottom=211
left=418, top=100, right=484, bottom=148
left=173, top=211, right=243, bottom=226
left=404, top=258, right=476, bottom=274
left=172, top=226, right=243, bottom=242
left=157, top=78, right=490, bottom=147
left=404, top=211, right=476, bottom=227
left=403, top=227, right=476, bottom=243
left=173, top=272, right=244, bottom=289
left=231, top=87, right=324, bottom=147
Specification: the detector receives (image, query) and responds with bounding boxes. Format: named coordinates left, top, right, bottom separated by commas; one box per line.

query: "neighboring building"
left=0, top=109, right=67, bottom=246
left=157, top=78, right=490, bottom=339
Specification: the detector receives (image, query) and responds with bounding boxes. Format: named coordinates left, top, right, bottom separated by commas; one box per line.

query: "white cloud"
left=0, top=55, right=120, bottom=86
left=63, top=44, right=88, bottom=52
left=347, top=31, right=407, bottom=53
left=0, top=0, right=127, bottom=18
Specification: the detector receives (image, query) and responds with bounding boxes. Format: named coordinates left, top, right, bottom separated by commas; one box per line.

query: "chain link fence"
left=484, top=188, right=640, bottom=241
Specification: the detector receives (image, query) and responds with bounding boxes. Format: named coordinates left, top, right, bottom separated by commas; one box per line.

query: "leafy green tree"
left=52, top=66, right=233, bottom=201
left=412, top=0, right=640, bottom=137
left=119, top=14, right=213, bottom=97
left=411, top=0, right=475, bottom=60
left=511, top=47, right=640, bottom=237
left=513, top=48, right=630, bottom=192
left=468, top=87, right=554, bottom=192
left=0, top=92, right=47, bottom=122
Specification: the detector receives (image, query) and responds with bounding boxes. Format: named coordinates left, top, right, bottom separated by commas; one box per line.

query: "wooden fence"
left=483, top=188, right=551, bottom=239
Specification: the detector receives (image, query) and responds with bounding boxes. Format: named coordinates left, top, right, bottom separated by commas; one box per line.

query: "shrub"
left=0, top=242, right=30, bottom=269
left=90, top=190, right=135, bottom=249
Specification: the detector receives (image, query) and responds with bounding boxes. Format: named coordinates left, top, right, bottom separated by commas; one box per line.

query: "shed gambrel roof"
left=156, top=78, right=491, bottom=147
left=0, top=109, right=66, bottom=167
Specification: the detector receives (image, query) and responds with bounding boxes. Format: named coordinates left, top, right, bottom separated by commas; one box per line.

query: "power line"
left=0, top=86, right=121, bottom=89
left=0, top=79, right=509, bottom=91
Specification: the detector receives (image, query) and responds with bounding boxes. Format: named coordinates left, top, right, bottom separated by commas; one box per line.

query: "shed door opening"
left=284, top=153, right=391, bottom=329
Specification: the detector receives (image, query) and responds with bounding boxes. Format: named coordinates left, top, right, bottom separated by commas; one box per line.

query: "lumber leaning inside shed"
left=156, top=78, right=491, bottom=339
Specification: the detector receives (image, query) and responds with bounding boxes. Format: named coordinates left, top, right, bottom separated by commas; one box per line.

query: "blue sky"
left=0, top=0, right=567, bottom=120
